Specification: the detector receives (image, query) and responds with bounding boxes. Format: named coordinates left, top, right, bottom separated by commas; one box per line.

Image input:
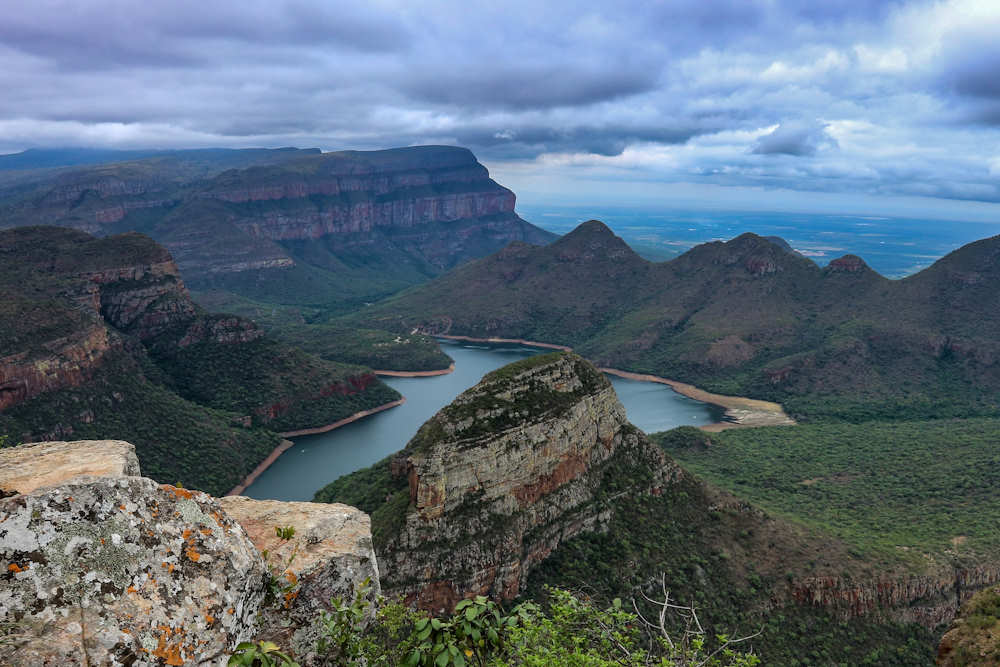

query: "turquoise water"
left=244, top=340, right=720, bottom=501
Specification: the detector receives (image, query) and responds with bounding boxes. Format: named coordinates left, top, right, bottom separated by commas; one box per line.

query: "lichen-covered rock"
left=379, top=352, right=677, bottom=612
left=0, top=476, right=266, bottom=666
left=218, top=497, right=381, bottom=661
left=0, top=440, right=140, bottom=495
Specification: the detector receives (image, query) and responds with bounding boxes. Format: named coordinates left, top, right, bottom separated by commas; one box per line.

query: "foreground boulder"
left=0, top=440, right=378, bottom=666
left=218, top=497, right=380, bottom=661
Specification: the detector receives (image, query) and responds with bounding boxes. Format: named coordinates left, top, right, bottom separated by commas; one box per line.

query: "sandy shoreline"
left=599, top=368, right=795, bottom=431
left=427, top=333, right=793, bottom=431
left=226, top=398, right=406, bottom=497
left=374, top=363, right=455, bottom=377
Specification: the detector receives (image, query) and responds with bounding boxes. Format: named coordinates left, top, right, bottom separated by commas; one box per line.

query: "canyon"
left=0, top=226, right=399, bottom=495
left=353, top=219, right=1000, bottom=422
left=0, top=146, right=554, bottom=309
left=319, top=351, right=997, bottom=662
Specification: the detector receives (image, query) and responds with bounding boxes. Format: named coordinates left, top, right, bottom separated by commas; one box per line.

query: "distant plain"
left=520, top=204, right=1000, bottom=278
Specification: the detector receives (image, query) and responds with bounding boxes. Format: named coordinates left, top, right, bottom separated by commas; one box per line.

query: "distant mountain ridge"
left=352, top=220, right=1000, bottom=420
left=0, top=146, right=555, bottom=317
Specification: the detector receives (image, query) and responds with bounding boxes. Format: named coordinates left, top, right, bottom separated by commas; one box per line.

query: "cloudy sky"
left=3, top=0, right=1000, bottom=219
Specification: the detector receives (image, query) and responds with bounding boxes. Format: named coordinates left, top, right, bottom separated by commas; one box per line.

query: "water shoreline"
left=226, top=397, right=406, bottom=496
left=374, top=364, right=455, bottom=377
left=429, top=332, right=794, bottom=431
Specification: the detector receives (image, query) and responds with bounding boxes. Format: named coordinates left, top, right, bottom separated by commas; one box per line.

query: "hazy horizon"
left=3, top=1, right=1000, bottom=223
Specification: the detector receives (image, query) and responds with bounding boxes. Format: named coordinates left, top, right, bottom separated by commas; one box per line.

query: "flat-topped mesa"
left=0, top=440, right=379, bottom=667
left=199, top=146, right=520, bottom=242
left=378, top=352, right=679, bottom=612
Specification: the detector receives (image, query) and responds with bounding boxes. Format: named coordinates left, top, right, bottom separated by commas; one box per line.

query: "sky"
left=3, top=0, right=1000, bottom=220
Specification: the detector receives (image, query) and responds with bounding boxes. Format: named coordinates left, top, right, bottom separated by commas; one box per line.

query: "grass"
left=654, top=419, right=1000, bottom=566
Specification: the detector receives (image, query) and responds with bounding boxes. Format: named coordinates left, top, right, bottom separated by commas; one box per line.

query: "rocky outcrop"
left=0, top=440, right=379, bottom=667
left=937, top=584, right=1000, bottom=666
left=0, top=440, right=140, bottom=495
left=218, top=497, right=380, bottom=661
left=788, top=566, right=1000, bottom=629
left=378, top=352, right=678, bottom=613
left=0, top=324, right=115, bottom=412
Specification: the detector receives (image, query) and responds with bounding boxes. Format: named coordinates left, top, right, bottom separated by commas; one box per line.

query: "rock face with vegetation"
left=0, top=146, right=555, bottom=321
left=355, top=219, right=1000, bottom=421
left=218, top=497, right=381, bottom=661
left=937, top=584, right=1000, bottom=666
left=0, top=440, right=379, bottom=667
left=319, top=352, right=677, bottom=613
left=0, top=226, right=400, bottom=495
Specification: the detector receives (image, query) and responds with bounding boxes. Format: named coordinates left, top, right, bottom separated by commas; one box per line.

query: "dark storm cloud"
left=0, top=0, right=998, bottom=211
left=399, top=66, right=658, bottom=111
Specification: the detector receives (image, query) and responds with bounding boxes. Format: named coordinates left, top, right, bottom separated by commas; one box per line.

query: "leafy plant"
left=261, top=526, right=300, bottom=609
left=317, top=578, right=374, bottom=662
left=228, top=641, right=300, bottom=667
left=406, top=595, right=526, bottom=667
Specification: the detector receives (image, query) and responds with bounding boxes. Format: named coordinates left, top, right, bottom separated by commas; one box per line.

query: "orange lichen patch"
left=283, top=590, right=299, bottom=609
left=199, top=527, right=213, bottom=536
left=100, top=538, right=106, bottom=545
left=7, top=563, right=26, bottom=573
left=182, top=529, right=192, bottom=540
left=127, top=585, right=137, bottom=593
left=284, top=571, right=298, bottom=587
left=119, top=504, right=126, bottom=510
left=160, top=484, right=194, bottom=500
left=210, top=510, right=225, bottom=526
left=152, top=635, right=185, bottom=666
left=168, top=563, right=175, bottom=573
left=121, top=628, right=131, bottom=634
left=203, top=613, right=215, bottom=625
left=185, top=548, right=201, bottom=562
left=227, top=608, right=235, bottom=615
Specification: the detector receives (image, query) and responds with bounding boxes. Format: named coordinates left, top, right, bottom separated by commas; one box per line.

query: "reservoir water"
left=245, top=339, right=722, bottom=501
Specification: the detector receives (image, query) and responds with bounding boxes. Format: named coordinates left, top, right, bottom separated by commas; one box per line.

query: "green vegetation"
left=655, top=419, right=1000, bottom=564
left=150, top=332, right=400, bottom=432
left=350, top=221, right=1000, bottom=422
left=0, top=353, right=281, bottom=496
left=270, top=323, right=452, bottom=371
left=312, top=454, right=410, bottom=547
left=526, top=478, right=935, bottom=665
left=0, top=226, right=403, bottom=495
left=282, top=584, right=760, bottom=666
left=937, top=586, right=1000, bottom=666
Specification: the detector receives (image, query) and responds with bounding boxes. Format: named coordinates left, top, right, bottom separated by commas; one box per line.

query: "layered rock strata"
left=377, top=352, right=678, bottom=612
left=0, top=440, right=378, bottom=666
left=0, top=146, right=554, bottom=281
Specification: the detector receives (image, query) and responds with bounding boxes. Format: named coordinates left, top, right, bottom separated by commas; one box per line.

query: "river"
left=244, top=339, right=722, bottom=501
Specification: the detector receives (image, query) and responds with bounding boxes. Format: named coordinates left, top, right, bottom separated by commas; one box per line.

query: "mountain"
left=317, top=352, right=961, bottom=663
left=0, top=145, right=554, bottom=371
left=352, top=220, right=1000, bottom=421
left=0, top=145, right=554, bottom=313
left=0, top=226, right=399, bottom=494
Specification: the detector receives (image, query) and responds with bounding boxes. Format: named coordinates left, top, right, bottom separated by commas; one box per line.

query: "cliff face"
left=377, top=352, right=677, bottom=612
left=788, top=566, right=1000, bottom=628
left=0, top=226, right=402, bottom=495
left=203, top=147, right=518, bottom=242
left=0, top=146, right=554, bottom=293
left=0, top=440, right=378, bottom=667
